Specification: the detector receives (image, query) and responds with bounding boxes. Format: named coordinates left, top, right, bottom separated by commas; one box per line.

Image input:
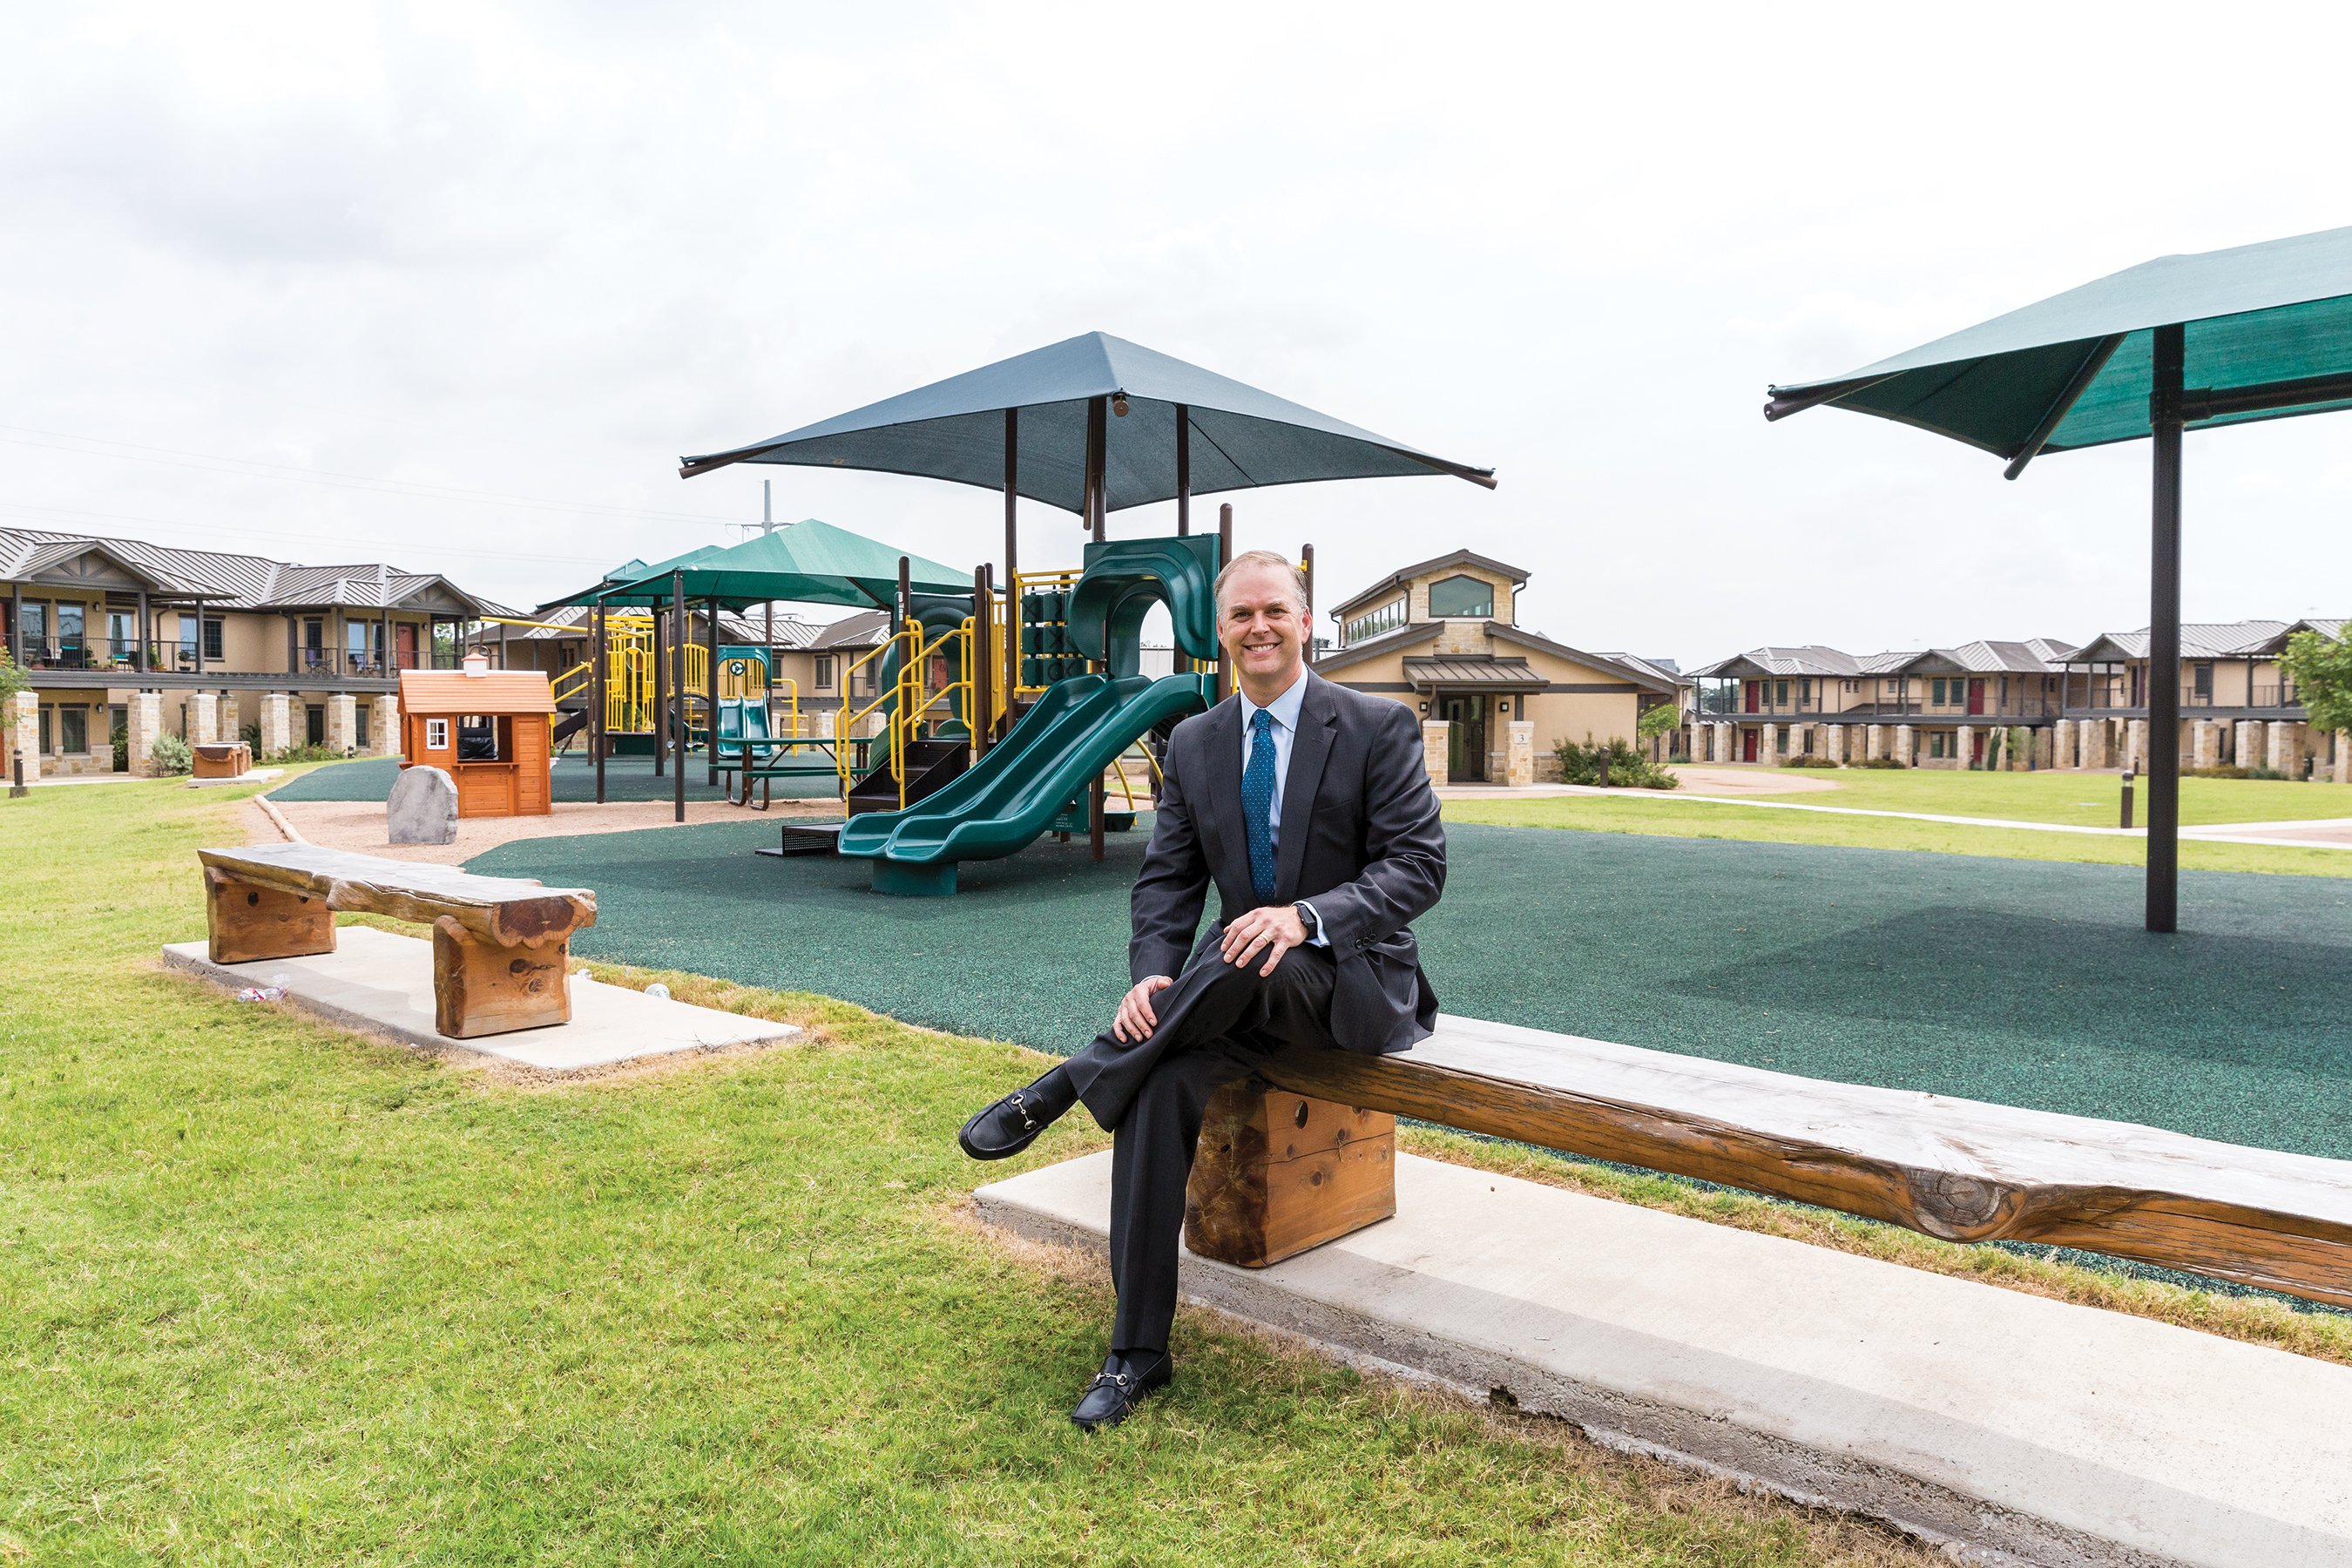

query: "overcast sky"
left=6, top=2, right=2350, bottom=666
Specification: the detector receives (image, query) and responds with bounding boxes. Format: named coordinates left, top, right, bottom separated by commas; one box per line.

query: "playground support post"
left=1085, top=393, right=1109, bottom=858
left=1301, top=543, right=1315, bottom=666
left=2146, top=322, right=2184, bottom=934
left=592, top=597, right=607, bottom=805
left=1176, top=402, right=1190, bottom=535
left=1217, top=504, right=1234, bottom=701
left=671, top=570, right=686, bottom=823
left=704, top=595, right=720, bottom=788
left=652, top=600, right=667, bottom=778
left=972, top=564, right=993, bottom=758
left=1002, top=408, right=1018, bottom=742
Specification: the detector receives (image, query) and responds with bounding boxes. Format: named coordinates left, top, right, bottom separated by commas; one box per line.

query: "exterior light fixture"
left=1111, top=393, right=1130, bottom=416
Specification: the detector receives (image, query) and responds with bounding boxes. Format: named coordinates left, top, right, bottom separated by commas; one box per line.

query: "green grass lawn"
left=1450, top=790, right=2352, bottom=877
left=1674, top=765, right=2352, bottom=827
left=0, top=779, right=1929, bottom=1565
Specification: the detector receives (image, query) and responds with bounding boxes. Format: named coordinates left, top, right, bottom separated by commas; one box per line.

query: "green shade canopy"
left=679, top=331, right=1494, bottom=510
left=1767, top=225, right=2352, bottom=476
left=596, top=517, right=970, bottom=611
left=539, top=545, right=726, bottom=611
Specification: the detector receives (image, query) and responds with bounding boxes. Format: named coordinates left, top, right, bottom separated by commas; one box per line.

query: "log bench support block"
left=1185, top=1078, right=1396, bottom=1267
left=432, top=916, right=571, bottom=1039
left=205, top=866, right=335, bottom=964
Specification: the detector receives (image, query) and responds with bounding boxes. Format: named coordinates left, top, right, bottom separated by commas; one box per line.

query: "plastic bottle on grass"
left=644, top=982, right=670, bottom=1000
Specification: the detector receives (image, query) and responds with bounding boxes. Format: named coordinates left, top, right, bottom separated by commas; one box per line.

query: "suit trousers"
left=1061, top=928, right=1342, bottom=1353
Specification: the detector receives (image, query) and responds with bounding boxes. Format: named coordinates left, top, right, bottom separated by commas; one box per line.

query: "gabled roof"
left=1327, top=549, right=1531, bottom=619
left=806, top=609, right=893, bottom=652
left=1595, top=652, right=1685, bottom=686
left=396, top=669, right=557, bottom=716
left=0, top=525, right=496, bottom=613
left=1309, top=620, right=1443, bottom=675
left=1484, top=624, right=1680, bottom=693
left=2062, top=620, right=2298, bottom=662
left=719, top=608, right=821, bottom=648
left=1689, top=645, right=1866, bottom=679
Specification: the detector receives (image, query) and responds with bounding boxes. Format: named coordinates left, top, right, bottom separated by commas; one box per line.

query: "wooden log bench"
left=197, top=845, right=597, bottom=1040
left=1186, top=1013, right=2352, bottom=1311
left=192, top=741, right=253, bottom=779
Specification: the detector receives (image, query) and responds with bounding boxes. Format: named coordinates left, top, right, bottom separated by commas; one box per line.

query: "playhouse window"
left=425, top=718, right=449, bottom=751
left=1426, top=574, right=1494, bottom=618
left=457, top=715, right=499, bottom=761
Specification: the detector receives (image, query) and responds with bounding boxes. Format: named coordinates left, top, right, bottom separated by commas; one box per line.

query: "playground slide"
left=836, top=670, right=1214, bottom=894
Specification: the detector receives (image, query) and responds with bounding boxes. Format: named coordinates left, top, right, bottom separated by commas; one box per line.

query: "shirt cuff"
left=1298, top=900, right=1329, bottom=948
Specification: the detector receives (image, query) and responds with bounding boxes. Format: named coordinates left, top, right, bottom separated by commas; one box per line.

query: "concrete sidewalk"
left=977, top=1150, right=2352, bottom=1567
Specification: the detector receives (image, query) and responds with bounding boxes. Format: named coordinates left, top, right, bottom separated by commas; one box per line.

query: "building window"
left=1930, top=678, right=1949, bottom=706
left=59, top=705, right=88, bottom=755
left=1843, top=679, right=1859, bottom=693
left=1426, top=574, right=1494, bottom=619
left=306, top=705, right=325, bottom=747
left=2193, top=662, right=2213, bottom=701
left=426, top=718, right=449, bottom=751
left=355, top=704, right=370, bottom=749
left=1342, top=598, right=1408, bottom=645
left=1929, top=732, right=1949, bottom=759
left=38, top=706, right=51, bottom=755
left=203, top=618, right=223, bottom=661
left=1774, top=679, right=1788, bottom=706
left=814, top=654, right=835, bottom=689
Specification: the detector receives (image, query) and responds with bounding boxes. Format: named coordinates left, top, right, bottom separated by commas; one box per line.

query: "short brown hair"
left=1213, top=549, right=1309, bottom=614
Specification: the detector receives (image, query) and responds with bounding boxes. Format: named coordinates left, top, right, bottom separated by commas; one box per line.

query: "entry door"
left=396, top=623, right=419, bottom=670
left=1742, top=727, right=1758, bottom=762
left=1970, top=729, right=1987, bottom=765
left=1441, top=695, right=1485, bottom=782
left=1966, top=679, right=1986, bottom=715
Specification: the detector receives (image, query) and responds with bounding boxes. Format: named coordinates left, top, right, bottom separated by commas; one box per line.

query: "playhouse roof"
left=397, top=669, right=557, bottom=716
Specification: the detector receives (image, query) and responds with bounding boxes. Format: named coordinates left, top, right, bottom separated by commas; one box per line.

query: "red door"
left=396, top=624, right=419, bottom=670
left=1970, top=730, right=1987, bottom=765
left=1743, top=679, right=1761, bottom=712
left=1966, top=679, right=1985, bottom=715
left=1741, top=728, right=1758, bottom=762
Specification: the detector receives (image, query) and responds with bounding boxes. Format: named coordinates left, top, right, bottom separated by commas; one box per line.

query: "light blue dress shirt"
left=1235, top=669, right=1328, bottom=945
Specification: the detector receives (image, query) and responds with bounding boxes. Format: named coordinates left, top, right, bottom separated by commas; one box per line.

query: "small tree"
left=0, top=650, right=26, bottom=752
left=2281, top=628, right=2352, bottom=737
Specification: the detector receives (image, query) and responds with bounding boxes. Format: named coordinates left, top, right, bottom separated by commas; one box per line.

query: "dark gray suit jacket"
left=1129, top=671, right=1446, bottom=1055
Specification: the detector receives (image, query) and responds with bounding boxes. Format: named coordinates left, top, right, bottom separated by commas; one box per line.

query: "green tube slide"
left=837, top=671, right=1213, bottom=896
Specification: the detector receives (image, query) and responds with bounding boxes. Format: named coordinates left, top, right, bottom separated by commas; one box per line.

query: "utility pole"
left=762, top=480, right=776, bottom=733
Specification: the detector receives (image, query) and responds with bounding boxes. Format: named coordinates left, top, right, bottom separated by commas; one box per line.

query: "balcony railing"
left=12, top=638, right=458, bottom=679
left=1700, top=697, right=2064, bottom=721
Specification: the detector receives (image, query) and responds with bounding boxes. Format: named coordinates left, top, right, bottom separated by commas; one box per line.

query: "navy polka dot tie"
left=1243, top=708, right=1278, bottom=903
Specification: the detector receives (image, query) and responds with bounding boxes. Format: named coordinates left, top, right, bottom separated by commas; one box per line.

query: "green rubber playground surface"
left=267, top=753, right=841, bottom=803
left=473, top=818, right=2352, bottom=1163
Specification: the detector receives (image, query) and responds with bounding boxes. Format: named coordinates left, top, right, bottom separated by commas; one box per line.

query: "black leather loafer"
left=1070, top=1350, right=1171, bottom=1430
left=957, top=1086, right=1055, bottom=1160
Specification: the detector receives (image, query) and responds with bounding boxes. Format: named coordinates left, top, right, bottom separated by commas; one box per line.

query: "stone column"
left=259, top=693, right=291, bottom=758
left=2033, top=727, right=2054, bottom=771
left=1715, top=722, right=1733, bottom=763
left=8, top=691, right=37, bottom=784
left=1894, top=725, right=1916, bottom=766
left=128, top=691, right=162, bottom=776
left=1865, top=723, right=1885, bottom=761
left=2190, top=720, right=2216, bottom=771
left=188, top=692, right=219, bottom=747
left=1757, top=724, right=1779, bottom=766
left=376, top=703, right=402, bottom=754
left=1421, top=720, right=1450, bottom=793
left=1955, top=724, right=1975, bottom=769
left=2123, top=719, right=2146, bottom=773
left=1824, top=723, right=1847, bottom=765
left=1506, top=720, right=1534, bottom=787
left=2267, top=720, right=2293, bottom=775
left=2051, top=718, right=2075, bottom=769
left=2081, top=717, right=2112, bottom=770
left=326, top=693, right=357, bottom=754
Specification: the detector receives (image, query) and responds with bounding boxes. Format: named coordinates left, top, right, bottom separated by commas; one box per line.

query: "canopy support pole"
left=672, top=571, right=687, bottom=824
left=705, top=597, right=720, bottom=788
left=1003, top=409, right=1018, bottom=741
left=1217, top=503, right=1234, bottom=702
left=1175, top=403, right=1190, bottom=535
left=652, top=601, right=667, bottom=780
left=592, top=596, right=607, bottom=805
left=2147, top=322, right=2184, bottom=934
left=2004, top=334, right=2126, bottom=481
left=1085, top=394, right=1107, bottom=860
left=973, top=564, right=992, bottom=757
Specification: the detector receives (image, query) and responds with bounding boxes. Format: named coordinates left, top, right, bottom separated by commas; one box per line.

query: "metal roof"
left=2061, top=619, right=2308, bottom=662
left=0, top=525, right=496, bottom=613
left=1402, top=654, right=1543, bottom=690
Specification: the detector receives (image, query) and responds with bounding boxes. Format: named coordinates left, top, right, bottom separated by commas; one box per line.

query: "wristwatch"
left=1293, top=900, right=1322, bottom=943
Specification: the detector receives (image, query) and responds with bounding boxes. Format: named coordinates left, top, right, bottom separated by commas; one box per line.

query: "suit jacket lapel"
left=1274, top=674, right=1337, bottom=902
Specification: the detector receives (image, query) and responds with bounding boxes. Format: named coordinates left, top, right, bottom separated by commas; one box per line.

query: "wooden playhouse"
left=398, top=666, right=556, bottom=818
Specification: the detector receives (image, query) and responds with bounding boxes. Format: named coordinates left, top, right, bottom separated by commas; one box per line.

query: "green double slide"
left=837, top=670, right=1213, bottom=896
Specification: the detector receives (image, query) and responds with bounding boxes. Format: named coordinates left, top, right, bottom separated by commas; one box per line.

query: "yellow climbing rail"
left=831, top=618, right=975, bottom=809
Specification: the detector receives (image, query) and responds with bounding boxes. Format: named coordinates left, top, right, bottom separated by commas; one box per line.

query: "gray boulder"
left=388, top=765, right=458, bottom=845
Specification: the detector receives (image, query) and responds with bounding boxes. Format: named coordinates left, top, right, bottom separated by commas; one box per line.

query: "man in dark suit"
left=959, top=549, right=1447, bottom=1429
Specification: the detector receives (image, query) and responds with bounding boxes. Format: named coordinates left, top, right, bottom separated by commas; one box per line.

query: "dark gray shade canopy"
left=680, top=331, right=1496, bottom=510
left=1767, top=225, right=2352, bottom=476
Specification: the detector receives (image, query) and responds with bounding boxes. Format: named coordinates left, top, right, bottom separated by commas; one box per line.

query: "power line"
left=0, top=498, right=618, bottom=568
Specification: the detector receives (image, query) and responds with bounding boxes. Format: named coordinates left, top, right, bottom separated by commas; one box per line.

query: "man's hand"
left=1112, top=975, right=1174, bottom=1043
left=1220, top=903, right=1308, bottom=977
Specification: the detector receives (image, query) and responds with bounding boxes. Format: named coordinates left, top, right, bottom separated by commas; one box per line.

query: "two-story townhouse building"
left=1690, top=639, right=2072, bottom=767
left=1314, top=550, right=1678, bottom=784
left=3, top=527, right=500, bottom=781
left=2057, top=617, right=2349, bottom=776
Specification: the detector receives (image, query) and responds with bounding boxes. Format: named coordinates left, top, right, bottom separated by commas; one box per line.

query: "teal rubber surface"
left=472, top=818, right=2352, bottom=1162
left=837, top=672, right=1210, bottom=868
left=267, top=754, right=839, bottom=804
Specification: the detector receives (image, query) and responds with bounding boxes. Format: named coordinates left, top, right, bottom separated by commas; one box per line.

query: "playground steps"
left=755, top=822, right=844, bottom=858
left=847, top=736, right=968, bottom=815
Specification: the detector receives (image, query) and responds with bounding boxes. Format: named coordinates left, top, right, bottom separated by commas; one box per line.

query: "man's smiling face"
left=1217, top=562, right=1307, bottom=692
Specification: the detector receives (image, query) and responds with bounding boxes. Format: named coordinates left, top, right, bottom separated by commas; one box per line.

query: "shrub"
left=112, top=720, right=130, bottom=774
left=150, top=733, right=193, bottom=775
left=1780, top=753, right=1838, bottom=768
left=2184, top=765, right=2251, bottom=780
left=1554, top=736, right=1680, bottom=790
left=1853, top=755, right=1908, bottom=769
left=269, top=742, right=347, bottom=765
left=2248, top=765, right=2291, bottom=781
